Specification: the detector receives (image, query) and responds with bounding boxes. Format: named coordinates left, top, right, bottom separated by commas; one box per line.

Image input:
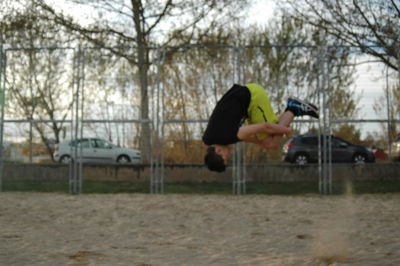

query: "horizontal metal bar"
left=332, top=119, right=400, bottom=123
left=2, top=119, right=152, bottom=123
left=163, top=119, right=400, bottom=124
left=2, top=44, right=385, bottom=52
left=2, top=118, right=399, bottom=124
left=5, top=46, right=75, bottom=52
left=4, top=119, right=72, bottom=123
left=82, top=119, right=152, bottom=123
left=163, top=119, right=208, bottom=123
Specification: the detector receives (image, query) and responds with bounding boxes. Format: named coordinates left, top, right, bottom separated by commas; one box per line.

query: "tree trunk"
left=132, top=0, right=151, bottom=163
left=137, top=46, right=151, bottom=163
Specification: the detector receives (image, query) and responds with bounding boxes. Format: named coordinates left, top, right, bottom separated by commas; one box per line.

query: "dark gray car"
left=283, top=133, right=375, bottom=165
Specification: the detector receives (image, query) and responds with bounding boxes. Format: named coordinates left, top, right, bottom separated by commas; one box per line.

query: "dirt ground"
left=0, top=192, right=399, bottom=266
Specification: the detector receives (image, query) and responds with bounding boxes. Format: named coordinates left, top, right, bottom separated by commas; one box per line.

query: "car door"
left=331, top=137, right=352, bottom=162
left=92, top=139, right=114, bottom=162
left=301, top=136, right=319, bottom=162
left=73, top=138, right=93, bottom=162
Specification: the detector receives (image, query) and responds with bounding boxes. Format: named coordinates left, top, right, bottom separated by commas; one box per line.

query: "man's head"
left=204, top=145, right=230, bottom=172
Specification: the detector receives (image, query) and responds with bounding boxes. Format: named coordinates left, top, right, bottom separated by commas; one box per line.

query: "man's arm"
left=237, top=123, right=291, bottom=141
left=240, top=134, right=263, bottom=145
left=237, top=123, right=291, bottom=151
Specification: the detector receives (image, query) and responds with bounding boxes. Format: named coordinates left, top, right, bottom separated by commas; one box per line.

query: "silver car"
left=54, top=138, right=141, bottom=164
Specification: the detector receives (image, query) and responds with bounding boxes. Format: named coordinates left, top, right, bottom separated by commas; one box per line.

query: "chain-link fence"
left=0, top=44, right=399, bottom=194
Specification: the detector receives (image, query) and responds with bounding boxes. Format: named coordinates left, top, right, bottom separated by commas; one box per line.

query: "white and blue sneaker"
left=287, top=98, right=319, bottom=119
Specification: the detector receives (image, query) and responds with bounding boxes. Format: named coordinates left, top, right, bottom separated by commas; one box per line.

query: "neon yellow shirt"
left=245, top=83, right=278, bottom=139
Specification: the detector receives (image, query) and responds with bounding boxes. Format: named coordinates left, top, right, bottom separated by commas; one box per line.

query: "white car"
left=54, top=138, right=141, bottom=164
left=392, top=135, right=400, bottom=161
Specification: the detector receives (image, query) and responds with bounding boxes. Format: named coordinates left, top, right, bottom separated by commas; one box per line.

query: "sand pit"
left=1, top=192, right=399, bottom=266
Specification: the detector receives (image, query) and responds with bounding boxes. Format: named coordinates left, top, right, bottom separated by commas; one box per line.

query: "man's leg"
left=278, top=111, right=295, bottom=128
left=261, top=98, right=319, bottom=151
left=260, top=111, right=294, bottom=151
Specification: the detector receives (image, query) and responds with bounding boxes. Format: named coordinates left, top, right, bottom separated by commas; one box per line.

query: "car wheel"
left=353, top=153, right=367, bottom=164
left=117, top=155, right=131, bottom=163
left=293, top=153, right=309, bottom=165
left=59, top=155, right=71, bottom=164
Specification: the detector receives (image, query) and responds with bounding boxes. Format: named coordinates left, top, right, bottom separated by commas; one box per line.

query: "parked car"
left=391, top=135, right=400, bottom=161
left=283, top=133, right=375, bottom=165
left=54, top=138, right=141, bottom=164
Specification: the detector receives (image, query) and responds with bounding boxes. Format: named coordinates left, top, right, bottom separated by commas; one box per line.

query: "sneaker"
left=287, top=98, right=319, bottom=118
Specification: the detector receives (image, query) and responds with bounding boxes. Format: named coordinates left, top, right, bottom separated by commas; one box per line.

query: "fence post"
left=386, top=65, right=392, bottom=159
left=0, top=45, right=6, bottom=192
left=317, top=44, right=332, bottom=195
left=69, top=46, right=84, bottom=195
left=151, top=47, right=165, bottom=194
left=232, top=45, right=247, bottom=195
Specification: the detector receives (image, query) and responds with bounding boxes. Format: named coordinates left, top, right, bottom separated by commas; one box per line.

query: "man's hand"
left=260, top=135, right=280, bottom=151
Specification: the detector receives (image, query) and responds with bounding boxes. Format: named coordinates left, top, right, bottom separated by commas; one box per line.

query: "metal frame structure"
left=0, top=43, right=398, bottom=195
left=69, top=46, right=85, bottom=194
left=317, top=45, right=332, bottom=194
left=232, top=45, right=247, bottom=195
left=151, top=47, right=165, bottom=194
left=0, top=44, right=6, bottom=191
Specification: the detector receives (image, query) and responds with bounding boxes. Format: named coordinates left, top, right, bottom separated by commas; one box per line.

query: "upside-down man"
left=202, top=83, right=319, bottom=172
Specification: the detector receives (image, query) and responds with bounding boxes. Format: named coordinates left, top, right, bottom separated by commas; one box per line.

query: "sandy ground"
left=1, top=192, right=400, bottom=266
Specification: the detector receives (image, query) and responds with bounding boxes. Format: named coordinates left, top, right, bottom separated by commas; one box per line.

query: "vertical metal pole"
left=242, top=141, right=247, bottom=194
left=150, top=118, right=154, bottom=194
left=0, top=45, right=6, bottom=192
left=232, top=46, right=237, bottom=194
left=28, top=41, right=34, bottom=164
left=149, top=52, right=154, bottom=194
left=74, top=48, right=79, bottom=195
left=397, top=43, right=400, bottom=147
left=317, top=47, right=322, bottom=193
left=79, top=48, right=85, bottom=194
left=69, top=46, right=83, bottom=195
left=326, top=50, right=332, bottom=194
left=155, top=47, right=160, bottom=194
left=151, top=47, right=164, bottom=194
left=386, top=65, right=392, bottom=160
left=29, top=120, right=33, bottom=163
left=322, top=61, right=327, bottom=195
left=232, top=45, right=246, bottom=195
left=69, top=49, right=75, bottom=194
left=395, top=43, right=400, bottom=167
left=318, top=44, right=331, bottom=195
left=71, top=48, right=79, bottom=194
left=160, top=49, right=165, bottom=194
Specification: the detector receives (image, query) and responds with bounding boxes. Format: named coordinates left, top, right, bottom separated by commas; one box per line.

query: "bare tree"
left=0, top=3, right=76, bottom=161
left=281, top=0, right=400, bottom=71
left=35, top=0, right=250, bottom=162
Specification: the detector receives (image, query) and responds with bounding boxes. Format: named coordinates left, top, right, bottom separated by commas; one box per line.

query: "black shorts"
left=202, top=84, right=251, bottom=145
